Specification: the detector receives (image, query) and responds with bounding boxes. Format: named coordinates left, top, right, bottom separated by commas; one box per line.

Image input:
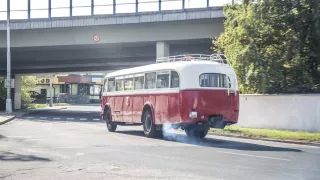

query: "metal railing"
left=156, top=54, right=230, bottom=65
left=0, top=0, right=233, bottom=20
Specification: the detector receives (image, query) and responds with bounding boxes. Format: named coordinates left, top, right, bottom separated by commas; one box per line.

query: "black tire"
left=185, top=128, right=208, bottom=139
left=142, top=109, right=161, bottom=138
left=104, top=109, right=117, bottom=132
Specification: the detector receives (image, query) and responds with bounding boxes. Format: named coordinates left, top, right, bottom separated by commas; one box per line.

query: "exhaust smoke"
left=161, top=122, right=203, bottom=145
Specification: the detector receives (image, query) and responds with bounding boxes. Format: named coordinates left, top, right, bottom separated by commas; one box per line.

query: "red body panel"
left=113, top=96, right=124, bottom=122
left=132, top=95, right=144, bottom=123
left=102, top=90, right=239, bottom=125
left=179, top=90, right=239, bottom=123
left=123, top=97, right=133, bottom=123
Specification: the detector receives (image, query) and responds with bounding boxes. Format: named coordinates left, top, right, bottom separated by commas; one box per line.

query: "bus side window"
left=116, top=78, right=124, bottom=91
left=145, top=72, right=156, bottom=89
left=124, top=77, right=133, bottom=91
left=107, top=78, right=115, bottom=92
left=156, top=72, right=170, bottom=89
left=171, top=71, right=179, bottom=88
left=134, top=75, right=144, bottom=90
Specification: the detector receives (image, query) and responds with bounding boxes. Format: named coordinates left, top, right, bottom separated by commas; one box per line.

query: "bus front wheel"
left=142, top=109, right=162, bottom=138
left=185, top=128, right=208, bottom=139
left=104, top=109, right=117, bottom=132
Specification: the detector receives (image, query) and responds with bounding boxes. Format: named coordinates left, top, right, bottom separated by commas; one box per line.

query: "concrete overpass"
left=0, top=7, right=224, bottom=74
left=0, top=6, right=225, bottom=110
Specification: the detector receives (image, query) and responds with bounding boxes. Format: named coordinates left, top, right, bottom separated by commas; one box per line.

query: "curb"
left=0, top=116, right=16, bottom=125
left=0, top=106, right=68, bottom=126
left=209, top=132, right=320, bottom=147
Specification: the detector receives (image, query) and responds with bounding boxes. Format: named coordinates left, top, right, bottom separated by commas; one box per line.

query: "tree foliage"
left=213, top=0, right=320, bottom=94
left=21, top=76, right=37, bottom=107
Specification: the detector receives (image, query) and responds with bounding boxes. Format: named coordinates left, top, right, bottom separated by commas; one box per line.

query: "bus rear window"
left=199, top=73, right=229, bottom=88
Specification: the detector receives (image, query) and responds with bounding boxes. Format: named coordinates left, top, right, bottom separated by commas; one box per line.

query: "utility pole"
left=49, top=75, right=53, bottom=107
left=6, top=0, right=12, bottom=114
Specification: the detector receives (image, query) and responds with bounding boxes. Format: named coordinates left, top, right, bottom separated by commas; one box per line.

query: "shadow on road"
left=115, top=130, right=302, bottom=152
left=0, top=152, right=51, bottom=162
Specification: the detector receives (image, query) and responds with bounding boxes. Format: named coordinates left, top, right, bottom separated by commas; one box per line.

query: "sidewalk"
left=0, top=112, right=23, bottom=125
left=0, top=106, right=68, bottom=125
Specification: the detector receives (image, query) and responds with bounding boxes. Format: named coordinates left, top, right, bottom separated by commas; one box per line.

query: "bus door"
left=114, top=77, right=124, bottom=122
left=122, top=77, right=133, bottom=123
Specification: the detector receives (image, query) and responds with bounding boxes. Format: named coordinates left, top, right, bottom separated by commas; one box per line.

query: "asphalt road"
left=0, top=105, right=319, bottom=180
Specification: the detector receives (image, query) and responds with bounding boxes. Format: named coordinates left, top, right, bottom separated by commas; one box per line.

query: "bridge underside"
left=0, top=39, right=212, bottom=75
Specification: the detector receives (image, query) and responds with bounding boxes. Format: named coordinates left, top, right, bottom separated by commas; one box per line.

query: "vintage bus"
left=101, top=54, right=239, bottom=138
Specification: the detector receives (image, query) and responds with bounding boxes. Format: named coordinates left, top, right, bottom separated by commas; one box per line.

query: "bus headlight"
left=189, top=111, right=197, bottom=119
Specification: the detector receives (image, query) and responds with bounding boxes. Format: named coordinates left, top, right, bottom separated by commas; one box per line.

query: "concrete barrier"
left=237, top=94, right=320, bottom=132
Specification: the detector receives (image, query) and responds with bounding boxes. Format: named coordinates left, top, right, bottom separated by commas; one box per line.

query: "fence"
left=237, top=94, right=320, bottom=132
left=0, top=0, right=235, bottom=20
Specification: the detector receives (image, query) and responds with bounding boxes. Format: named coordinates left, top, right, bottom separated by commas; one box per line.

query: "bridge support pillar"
left=14, top=75, right=22, bottom=110
left=156, top=42, right=170, bottom=58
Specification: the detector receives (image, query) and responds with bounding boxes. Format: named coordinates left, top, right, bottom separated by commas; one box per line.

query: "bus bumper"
left=174, top=117, right=236, bottom=130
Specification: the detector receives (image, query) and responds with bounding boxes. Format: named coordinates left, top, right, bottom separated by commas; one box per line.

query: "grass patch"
left=211, top=126, right=320, bottom=142
left=24, top=103, right=70, bottom=109
left=25, top=103, right=48, bottom=109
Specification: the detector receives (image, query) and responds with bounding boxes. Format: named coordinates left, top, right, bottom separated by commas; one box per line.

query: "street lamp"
left=6, top=0, right=12, bottom=114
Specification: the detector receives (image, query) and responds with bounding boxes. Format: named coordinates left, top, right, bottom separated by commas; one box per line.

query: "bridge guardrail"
left=0, top=0, right=234, bottom=21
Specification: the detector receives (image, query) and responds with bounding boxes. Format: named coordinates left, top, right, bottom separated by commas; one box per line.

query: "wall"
left=237, top=94, right=320, bottom=132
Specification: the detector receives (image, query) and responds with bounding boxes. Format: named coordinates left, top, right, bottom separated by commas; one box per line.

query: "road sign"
left=93, top=34, right=100, bottom=42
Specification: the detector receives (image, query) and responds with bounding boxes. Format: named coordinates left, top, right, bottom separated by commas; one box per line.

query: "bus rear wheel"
left=185, top=128, right=208, bottom=139
left=142, top=109, right=162, bottom=138
left=104, top=109, right=117, bottom=132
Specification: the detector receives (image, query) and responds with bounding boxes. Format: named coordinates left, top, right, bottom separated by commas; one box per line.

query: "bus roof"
left=105, top=61, right=229, bottom=78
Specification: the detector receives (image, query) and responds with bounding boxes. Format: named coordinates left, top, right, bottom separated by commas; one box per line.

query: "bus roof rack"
left=156, top=54, right=230, bottom=65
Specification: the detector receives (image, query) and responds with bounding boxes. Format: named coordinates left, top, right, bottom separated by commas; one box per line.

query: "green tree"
left=21, top=76, right=37, bottom=107
left=213, top=0, right=320, bottom=94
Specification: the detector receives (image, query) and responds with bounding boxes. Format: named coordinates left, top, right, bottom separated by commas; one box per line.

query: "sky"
left=0, top=0, right=232, bottom=20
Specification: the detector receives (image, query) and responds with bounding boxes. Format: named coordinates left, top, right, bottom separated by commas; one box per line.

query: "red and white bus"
left=101, top=54, right=239, bottom=138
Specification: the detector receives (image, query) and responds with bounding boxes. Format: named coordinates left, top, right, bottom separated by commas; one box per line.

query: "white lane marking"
left=53, top=117, right=61, bottom=120
left=55, top=146, right=83, bottom=149
left=39, top=117, right=47, bottom=119
left=75, top=152, right=85, bottom=156
left=26, top=117, right=34, bottom=119
left=67, top=118, right=74, bottom=120
left=106, top=149, right=253, bottom=170
left=216, top=151, right=291, bottom=161
left=80, top=118, right=87, bottom=121
left=93, top=119, right=100, bottom=121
